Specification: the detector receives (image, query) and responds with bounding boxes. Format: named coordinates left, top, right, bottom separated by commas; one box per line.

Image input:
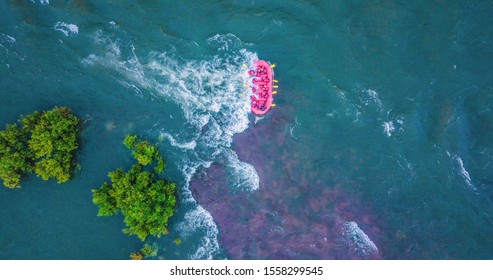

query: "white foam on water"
left=342, top=221, right=379, bottom=257
left=382, top=121, right=395, bottom=137
left=54, top=22, right=79, bottom=36
left=224, top=150, right=260, bottom=192
left=254, top=115, right=264, bottom=124
left=207, top=33, right=251, bottom=52
left=177, top=205, right=221, bottom=260
left=30, top=0, right=49, bottom=5
left=173, top=161, right=222, bottom=260
left=83, top=31, right=260, bottom=259
left=145, top=52, right=252, bottom=135
left=450, top=153, right=476, bottom=191
left=119, top=81, right=144, bottom=97
left=286, top=117, right=300, bottom=139
left=109, top=21, right=118, bottom=29
left=337, top=87, right=385, bottom=123
left=383, top=113, right=404, bottom=137
left=1, top=34, right=16, bottom=44
left=328, top=82, right=366, bottom=123
left=326, top=110, right=340, bottom=118
left=0, top=34, right=16, bottom=54
left=456, top=156, right=472, bottom=184
left=362, top=89, right=382, bottom=108
left=160, top=132, right=197, bottom=150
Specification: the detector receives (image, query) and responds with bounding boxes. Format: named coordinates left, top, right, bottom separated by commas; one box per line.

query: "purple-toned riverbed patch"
left=190, top=112, right=382, bottom=259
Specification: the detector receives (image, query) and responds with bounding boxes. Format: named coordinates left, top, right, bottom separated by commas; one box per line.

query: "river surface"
left=1, top=0, right=493, bottom=259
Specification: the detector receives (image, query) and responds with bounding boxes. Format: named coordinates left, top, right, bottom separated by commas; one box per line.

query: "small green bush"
left=129, top=243, right=158, bottom=260
left=0, top=107, right=80, bottom=188
left=92, top=136, right=176, bottom=241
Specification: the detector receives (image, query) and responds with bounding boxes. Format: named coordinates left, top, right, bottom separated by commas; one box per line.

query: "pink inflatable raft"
left=248, top=60, right=276, bottom=115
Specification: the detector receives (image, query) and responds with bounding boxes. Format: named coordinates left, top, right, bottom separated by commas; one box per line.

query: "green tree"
left=92, top=136, right=176, bottom=241
left=28, top=107, right=79, bottom=183
left=140, top=243, right=158, bottom=257
left=0, top=124, right=32, bottom=188
left=129, top=243, right=158, bottom=260
left=0, top=107, right=80, bottom=188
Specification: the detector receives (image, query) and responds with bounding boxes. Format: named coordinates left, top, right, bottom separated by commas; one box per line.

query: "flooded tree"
left=0, top=107, right=80, bottom=188
left=92, top=135, right=176, bottom=241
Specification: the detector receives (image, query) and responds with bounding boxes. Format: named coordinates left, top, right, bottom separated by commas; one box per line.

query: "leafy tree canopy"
left=0, top=107, right=80, bottom=188
left=92, top=135, right=176, bottom=241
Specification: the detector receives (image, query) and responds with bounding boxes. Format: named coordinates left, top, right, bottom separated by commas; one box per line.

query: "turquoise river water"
left=1, top=0, right=493, bottom=259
